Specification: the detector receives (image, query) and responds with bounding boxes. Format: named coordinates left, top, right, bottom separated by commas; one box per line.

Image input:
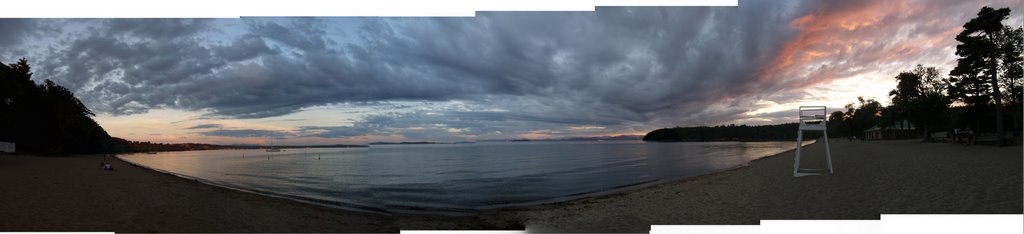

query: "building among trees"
left=863, top=120, right=916, bottom=140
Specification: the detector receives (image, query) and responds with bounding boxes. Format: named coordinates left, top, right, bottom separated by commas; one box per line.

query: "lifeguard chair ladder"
left=793, top=106, right=832, bottom=177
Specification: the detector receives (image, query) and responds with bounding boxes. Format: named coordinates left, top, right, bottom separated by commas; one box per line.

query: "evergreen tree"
left=996, top=26, right=1023, bottom=136
left=996, top=26, right=1023, bottom=104
left=949, top=6, right=1015, bottom=146
left=0, top=58, right=111, bottom=153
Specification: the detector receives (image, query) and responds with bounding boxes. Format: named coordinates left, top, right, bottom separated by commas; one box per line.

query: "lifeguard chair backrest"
left=798, top=106, right=827, bottom=125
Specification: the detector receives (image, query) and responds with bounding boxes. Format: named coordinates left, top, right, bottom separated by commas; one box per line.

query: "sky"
left=0, top=0, right=1021, bottom=145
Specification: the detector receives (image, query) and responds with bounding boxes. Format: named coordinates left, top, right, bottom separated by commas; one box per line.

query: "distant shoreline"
left=368, top=141, right=473, bottom=145
left=643, top=138, right=802, bottom=142
left=116, top=143, right=368, bottom=154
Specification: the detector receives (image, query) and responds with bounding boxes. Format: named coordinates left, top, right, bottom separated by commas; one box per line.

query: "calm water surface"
left=119, top=141, right=808, bottom=215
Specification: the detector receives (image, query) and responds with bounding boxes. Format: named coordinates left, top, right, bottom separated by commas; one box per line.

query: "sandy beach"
left=1, top=139, right=1020, bottom=232
left=478, top=139, right=1023, bottom=232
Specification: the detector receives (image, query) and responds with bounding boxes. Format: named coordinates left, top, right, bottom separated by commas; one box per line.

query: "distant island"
left=560, top=135, right=643, bottom=141
left=370, top=141, right=450, bottom=145
left=111, top=139, right=366, bottom=153
left=643, top=123, right=822, bottom=142
left=368, top=135, right=644, bottom=144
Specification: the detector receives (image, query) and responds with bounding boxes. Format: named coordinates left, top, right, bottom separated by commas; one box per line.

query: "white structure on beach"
left=793, top=106, right=832, bottom=177
left=0, top=141, right=15, bottom=154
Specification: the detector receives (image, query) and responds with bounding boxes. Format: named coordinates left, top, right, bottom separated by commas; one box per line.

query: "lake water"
left=119, top=140, right=808, bottom=215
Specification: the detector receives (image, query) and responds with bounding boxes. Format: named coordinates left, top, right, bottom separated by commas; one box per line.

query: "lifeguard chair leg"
left=824, top=130, right=833, bottom=174
left=793, top=130, right=803, bottom=176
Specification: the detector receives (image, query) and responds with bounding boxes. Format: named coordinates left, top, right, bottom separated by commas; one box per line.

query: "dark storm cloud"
left=103, top=19, right=210, bottom=38
left=37, top=32, right=227, bottom=114
left=213, top=34, right=279, bottom=62
left=31, top=2, right=810, bottom=122
left=0, top=19, right=36, bottom=47
left=198, top=129, right=288, bottom=138
left=186, top=124, right=223, bottom=129
left=299, top=113, right=411, bottom=138
left=299, top=109, right=639, bottom=141
left=248, top=19, right=331, bottom=51
left=6, top=0, right=1008, bottom=143
left=328, top=3, right=810, bottom=129
left=299, top=125, right=372, bottom=138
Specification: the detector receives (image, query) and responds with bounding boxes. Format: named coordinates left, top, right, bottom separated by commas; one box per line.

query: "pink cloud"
left=758, top=0, right=1016, bottom=94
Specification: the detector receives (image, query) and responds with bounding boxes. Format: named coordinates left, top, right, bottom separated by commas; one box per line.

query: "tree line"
left=1, top=58, right=115, bottom=153
left=0, top=58, right=244, bottom=154
left=647, top=6, right=1022, bottom=145
left=643, top=123, right=822, bottom=142
left=831, top=6, right=1021, bottom=145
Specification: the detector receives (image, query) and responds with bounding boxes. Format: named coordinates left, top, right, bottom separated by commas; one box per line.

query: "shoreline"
left=113, top=140, right=814, bottom=217
left=2, top=139, right=1020, bottom=232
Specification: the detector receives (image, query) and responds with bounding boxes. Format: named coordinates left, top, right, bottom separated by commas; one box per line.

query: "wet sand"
left=1, top=139, right=1020, bottom=232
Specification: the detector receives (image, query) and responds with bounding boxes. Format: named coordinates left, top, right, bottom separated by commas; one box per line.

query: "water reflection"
left=121, top=140, right=809, bottom=215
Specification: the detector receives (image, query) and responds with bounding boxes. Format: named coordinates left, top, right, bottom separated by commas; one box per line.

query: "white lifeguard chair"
left=793, top=106, right=832, bottom=177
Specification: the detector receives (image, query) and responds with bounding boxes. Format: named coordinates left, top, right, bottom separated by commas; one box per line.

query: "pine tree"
left=949, top=7, right=1015, bottom=146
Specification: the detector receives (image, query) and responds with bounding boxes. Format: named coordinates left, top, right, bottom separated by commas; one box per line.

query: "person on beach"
left=951, top=128, right=960, bottom=144
left=962, top=127, right=975, bottom=145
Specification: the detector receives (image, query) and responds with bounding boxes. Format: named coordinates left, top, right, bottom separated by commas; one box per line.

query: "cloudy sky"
left=1, top=0, right=1020, bottom=145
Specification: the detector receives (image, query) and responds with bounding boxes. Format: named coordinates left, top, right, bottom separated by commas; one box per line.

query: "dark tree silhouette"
left=996, top=26, right=1023, bottom=104
left=889, top=65, right=951, bottom=142
left=844, top=97, right=882, bottom=139
left=643, top=123, right=821, bottom=142
left=826, top=111, right=848, bottom=137
left=949, top=6, right=1015, bottom=146
left=1, top=58, right=111, bottom=153
left=995, top=26, right=1023, bottom=136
